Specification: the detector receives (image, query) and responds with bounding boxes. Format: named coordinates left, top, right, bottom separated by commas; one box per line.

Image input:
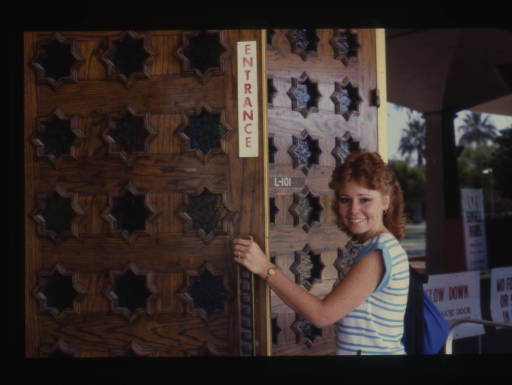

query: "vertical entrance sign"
left=461, top=188, right=488, bottom=270
left=237, top=41, right=259, bottom=157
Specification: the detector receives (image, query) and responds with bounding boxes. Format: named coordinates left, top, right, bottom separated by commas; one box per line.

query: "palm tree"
left=457, top=111, right=498, bottom=147
left=399, top=111, right=426, bottom=166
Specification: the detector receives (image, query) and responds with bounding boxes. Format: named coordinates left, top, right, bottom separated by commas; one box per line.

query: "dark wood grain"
left=38, top=75, right=226, bottom=116
left=25, top=31, right=42, bottom=357
left=25, top=30, right=265, bottom=357
left=38, top=312, right=232, bottom=357
left=267, top=29, right=378, bottom=355
left=235, top=29, right=270, bottom=356
left=25, top=28, right=378, bottom=358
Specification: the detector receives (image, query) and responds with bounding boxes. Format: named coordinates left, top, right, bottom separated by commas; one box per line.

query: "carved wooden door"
left=24, top=30, right=267, bottom=357
left=265, top=29, right=380, bottom=355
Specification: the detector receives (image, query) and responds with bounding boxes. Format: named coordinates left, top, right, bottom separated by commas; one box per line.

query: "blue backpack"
left=401, top=266, right=450, bottom=354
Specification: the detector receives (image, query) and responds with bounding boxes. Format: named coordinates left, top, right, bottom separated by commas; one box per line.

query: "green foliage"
left=398, top=112, right=426, bottom=166
left=457, top=126, right=512, bottom=216
left=490, top=127, right=512, bottom=199
left=389, top=160, right=425, bottom=222
left=457, top=111, right=498, bottom=147
left=457, top=142, right=495, bottom=189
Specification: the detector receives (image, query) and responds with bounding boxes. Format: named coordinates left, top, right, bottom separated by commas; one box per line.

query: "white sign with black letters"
left=461, top=188, right=488, bottom=270
left=490, top=266, right=512, bottom=329
left=423, top=271, right=484, bottom=339
left=237, top=41, right=258, bottom=157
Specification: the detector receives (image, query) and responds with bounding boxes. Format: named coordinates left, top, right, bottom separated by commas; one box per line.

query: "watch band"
left=264, top=265, right=276, bottom=282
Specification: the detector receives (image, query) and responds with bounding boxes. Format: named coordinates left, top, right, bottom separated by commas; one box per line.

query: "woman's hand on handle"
left=232, top=238, right=273, bottom=279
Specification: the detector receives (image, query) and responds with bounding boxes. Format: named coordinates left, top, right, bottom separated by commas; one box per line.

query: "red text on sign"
left=243, top=110, right=253, bottom=121
left=449, top=285, right=469, bottom=301
left=426, top=288, right=445, bottom=303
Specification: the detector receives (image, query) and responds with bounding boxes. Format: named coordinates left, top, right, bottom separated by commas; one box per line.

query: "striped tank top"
left=334, top=232, right=409, bottom=355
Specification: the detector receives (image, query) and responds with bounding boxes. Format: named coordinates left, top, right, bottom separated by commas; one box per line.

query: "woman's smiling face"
left=337, top=180, right=390, bottom=242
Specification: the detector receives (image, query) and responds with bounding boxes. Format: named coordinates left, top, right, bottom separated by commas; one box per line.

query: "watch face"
left=266, top=267, right=276, bottom=281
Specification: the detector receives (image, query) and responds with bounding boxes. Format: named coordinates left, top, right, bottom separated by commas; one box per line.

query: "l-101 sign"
left=237, top=41, right=259, bottom=157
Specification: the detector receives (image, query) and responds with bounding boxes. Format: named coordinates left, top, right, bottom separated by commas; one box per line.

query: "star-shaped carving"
left=40, top=338, right=82, bottom=358
left=101, top=181, right=158, bottom=242
left=102, top=105, right=157, bottom=164
left=178, top=187, right=235, bottom=244
left=269, top=197, right=279, bottom=225
left=331, top=77, right=362, bottom=121
left=176, top=30, right=229, bottom=84
left=105, top=262, right=159, bottom=322
left=266, top=29, right=277, bottom=48
left=330, top=29, right=360, bottom=67
left=332, top=131, right=361, bottom=166
left=101, top=30, right=155, bottom=88
left=178, top=262, right=230, bottom=322
left=30, top=32, right=85, bottom=90
left=285, top=29, right=320, bottom=61
left=32, top=263, right=88, bottom=318
left=291, top=314, right=323, bottom=348
left=288, top=129, right=322, bottom=175
left=287, top=72, right=322, bottom=119
left=267, top=76, right=278, bottom=107
left=31, top=184, right=85, bottom=243
left=110, top=340, right=154, bottom=357
left=176, top=103, right=232, bottom=163
left=290, top=244, right=325, bottom=291
left=334, top=244, right=362, bottom=281
left=268, top=136, right=278, bottom=165
left=289, top=187, right=323, bottom=233
left=334, top=247, right=347, bottom=280
left=271, top=314, right=282, bottom=345
left=31, top=108, right=85, bottom=168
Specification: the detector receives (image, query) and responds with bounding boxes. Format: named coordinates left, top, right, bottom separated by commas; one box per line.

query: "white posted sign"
left=490, top=266, right=512, bottom=328
left=237, top=41, right=259, bottom=157
left=461, top=188, right=488, bottom=270
left=423, top=271, right=484, bottom=339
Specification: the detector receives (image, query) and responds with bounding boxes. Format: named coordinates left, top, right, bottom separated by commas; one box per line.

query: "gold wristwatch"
left=264, top=265, right=276, bottom=282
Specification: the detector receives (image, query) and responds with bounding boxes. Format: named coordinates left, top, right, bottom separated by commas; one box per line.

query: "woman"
left=233, top=150, right=409, bottom=355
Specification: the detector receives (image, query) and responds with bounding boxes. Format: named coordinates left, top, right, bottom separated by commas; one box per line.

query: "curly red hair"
left=329, top=150, right=406, bottom=241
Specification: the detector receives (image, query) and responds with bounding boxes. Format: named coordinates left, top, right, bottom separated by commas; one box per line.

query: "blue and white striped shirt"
left=334, top=233, right=409, bottom=355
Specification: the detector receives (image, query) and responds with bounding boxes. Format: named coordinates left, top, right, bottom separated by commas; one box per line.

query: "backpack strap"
left=402, top=265, right=426, bottom=354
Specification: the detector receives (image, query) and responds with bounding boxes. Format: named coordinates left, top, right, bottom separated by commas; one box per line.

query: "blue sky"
left=387, top=102, right=512, bottom=162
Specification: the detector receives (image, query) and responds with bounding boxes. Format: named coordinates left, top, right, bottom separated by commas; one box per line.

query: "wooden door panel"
left=25, top=29, right=265, bottom=357
left=37, top=77, right=226, bottom=115
left=38, top=313, right=232, bottom=357
left=266, top=29, right=378, bottom=355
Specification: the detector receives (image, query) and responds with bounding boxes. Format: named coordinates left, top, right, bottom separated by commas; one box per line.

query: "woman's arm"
left=233, top=238, right=385, bottom=328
